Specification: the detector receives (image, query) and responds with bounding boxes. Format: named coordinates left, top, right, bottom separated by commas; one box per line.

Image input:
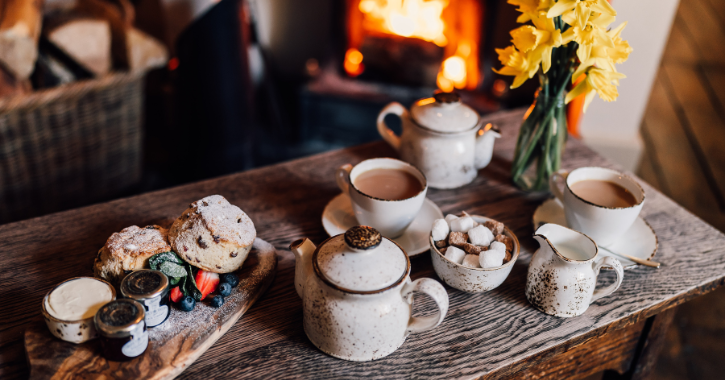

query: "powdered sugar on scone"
left=94, top=225, right=171, bottom=286
left=169, top=195, right=256, bottom=273
left=193, top=195, right=255, bottom=247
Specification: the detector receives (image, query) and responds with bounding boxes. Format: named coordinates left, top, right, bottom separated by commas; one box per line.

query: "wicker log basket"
left=0, top=72, right=144, bottom=224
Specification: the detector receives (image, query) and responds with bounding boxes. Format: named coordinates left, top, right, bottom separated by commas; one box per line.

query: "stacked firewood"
left=0, top=0, right=167, bottom=98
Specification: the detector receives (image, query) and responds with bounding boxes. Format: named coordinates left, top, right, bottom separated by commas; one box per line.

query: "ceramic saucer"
left=533, top=198, right=658, bottom=269
left=322, top=193, right=444, bottom=257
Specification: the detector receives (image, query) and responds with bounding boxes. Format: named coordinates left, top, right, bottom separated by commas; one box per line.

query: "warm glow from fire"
left=344, top=48, right=365, bottom=77
left=347, top=0, right=480, bottom=91
left=359, top=0, right=448, bottom=46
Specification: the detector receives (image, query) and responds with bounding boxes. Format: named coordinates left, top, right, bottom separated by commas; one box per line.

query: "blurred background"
left=0, top=0, right=723, bottom=378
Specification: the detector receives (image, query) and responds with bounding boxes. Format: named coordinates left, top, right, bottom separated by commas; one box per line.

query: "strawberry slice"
left=170, top=286, right=183, bottom=303
left=195, top=270, right=220, bottom=300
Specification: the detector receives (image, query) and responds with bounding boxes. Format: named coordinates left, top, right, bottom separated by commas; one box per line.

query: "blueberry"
left=210, top=295, right=224, bottom=308
left=179, top=295, right=195, bottom=312
left=219, top=282, right=232, bottom=297
left=220, top=273, right=239, bottom=287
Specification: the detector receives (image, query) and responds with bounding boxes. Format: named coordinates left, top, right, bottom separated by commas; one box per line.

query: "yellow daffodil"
left=561, top=18, right=613, bottom=62
left=547, top=0, right=616, bottom=29
left=510, top=12, right=563, bottom=73
left=493, top=46, right=538, bottom=88
left=608, top=22, right=633, bottom=63
left=508, top=0, right=552, bottom=23
left=571, top=22, right=632, bottom=83
left=565, top=68, right=626, bottom=111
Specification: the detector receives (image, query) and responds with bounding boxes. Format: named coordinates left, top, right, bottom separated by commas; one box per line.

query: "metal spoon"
left=599, top=246, right=661, bottom=268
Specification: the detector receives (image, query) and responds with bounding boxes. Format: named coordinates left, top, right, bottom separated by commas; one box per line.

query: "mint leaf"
left=183, top=264, right=203, bottom=301
left=149, top=251, right=183, bottom=270
left=159, top=261, right=187, bottom=278
left=169, top=276, right=181, bottom=286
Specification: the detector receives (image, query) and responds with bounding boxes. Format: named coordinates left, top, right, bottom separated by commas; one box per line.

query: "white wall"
left=579, top=0, right=680, bottom=171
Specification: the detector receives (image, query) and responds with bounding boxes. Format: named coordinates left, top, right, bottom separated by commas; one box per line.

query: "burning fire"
left=347, top=0, right=479, bottom=92
left=358, top=0, right=448, bottom=46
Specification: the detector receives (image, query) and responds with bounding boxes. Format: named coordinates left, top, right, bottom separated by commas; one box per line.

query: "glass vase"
left=511, top=90, right=567, bottom=192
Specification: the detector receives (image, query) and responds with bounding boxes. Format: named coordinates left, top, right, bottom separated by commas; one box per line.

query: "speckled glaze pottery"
left=550, top=167, right=645, bottom=247
left=41, top=277, right=116, bottom=344
left=290, top=226, right=449, bottom=361
left=525, top=224, right=624, bottom=318
left=430, top=215, right=520, bottom=293
left=336, top=158, right=427, bottom=238
left=377, top=92, right=500, bottom=189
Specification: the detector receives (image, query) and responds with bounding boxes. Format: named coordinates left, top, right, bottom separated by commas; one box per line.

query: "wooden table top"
left=2, top=108, right=725, bottom=379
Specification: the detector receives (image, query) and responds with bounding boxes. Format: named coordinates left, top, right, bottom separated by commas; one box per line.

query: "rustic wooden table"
left=2, top=109, right=724, bottom=379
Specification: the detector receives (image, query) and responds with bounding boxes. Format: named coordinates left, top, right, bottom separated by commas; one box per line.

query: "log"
left=0, top=0, right=42, bottom=80
left=76, top=0, right=134, bottom=69
left=44, top=13, right=112, bottom=76
left=0, top=64, right=31, bottom=98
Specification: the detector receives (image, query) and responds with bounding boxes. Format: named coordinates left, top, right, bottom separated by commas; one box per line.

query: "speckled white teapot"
left=289, top=226, right=449, bottom=361
left=377, top=92, right=500, bottom=189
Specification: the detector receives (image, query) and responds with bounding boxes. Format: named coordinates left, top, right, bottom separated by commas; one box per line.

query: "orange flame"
left=348, top=0, right=480, bottom=92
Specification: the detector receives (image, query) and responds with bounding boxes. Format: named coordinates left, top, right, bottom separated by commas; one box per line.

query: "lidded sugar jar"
left=289, top=226, right=449, bottom=361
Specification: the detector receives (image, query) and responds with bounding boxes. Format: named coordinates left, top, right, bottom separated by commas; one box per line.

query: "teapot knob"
left=344, top=226, right=382, bottom=251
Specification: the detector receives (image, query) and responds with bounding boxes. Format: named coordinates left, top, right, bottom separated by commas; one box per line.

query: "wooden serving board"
left=24, top=238, right=277, bottom=380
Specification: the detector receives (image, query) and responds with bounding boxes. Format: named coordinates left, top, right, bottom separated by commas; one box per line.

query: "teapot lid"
left=314, top=226, right=409, bottom=292
left=410, top=92, right=479, bottom=133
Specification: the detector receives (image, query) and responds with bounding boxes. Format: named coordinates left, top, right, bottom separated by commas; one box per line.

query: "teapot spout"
left=289, top=238, right=317, bottom=299
left=474, top=123, right=501, bottom=169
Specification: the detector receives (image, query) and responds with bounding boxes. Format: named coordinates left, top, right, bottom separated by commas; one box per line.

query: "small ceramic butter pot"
left=377, top=92, right=501, bottom=189
left=290, top=226, right=449, bottom=361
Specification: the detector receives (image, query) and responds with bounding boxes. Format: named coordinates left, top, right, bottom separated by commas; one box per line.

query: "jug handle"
left=549, top=169, right=569, bottom=204
left=591, top=256, right=624, bottom=302
left=377, top=102, right=405, bottom=151
left=402, top=278, right=449, bottom=334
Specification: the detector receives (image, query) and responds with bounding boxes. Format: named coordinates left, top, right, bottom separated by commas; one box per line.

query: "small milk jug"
left=525, top=224, right=624, bottom=318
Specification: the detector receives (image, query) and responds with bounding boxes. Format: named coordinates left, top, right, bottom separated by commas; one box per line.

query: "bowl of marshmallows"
left=429, top=212, right=520, bottom=293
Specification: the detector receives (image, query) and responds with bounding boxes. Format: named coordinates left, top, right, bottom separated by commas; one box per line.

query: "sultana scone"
left=94, top=225, right=172, bottom=286
left=169, top=195, right=256, bottom=273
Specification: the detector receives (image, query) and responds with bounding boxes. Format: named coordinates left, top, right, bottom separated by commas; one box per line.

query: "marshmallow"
left=431, top=219, right=449, bottom=241
left=448, top=232, right=468, bottom=247
left=468, top=225, right=494, bottom=246
left=484, top=220, right=504, bottom=236
left=489, top=241, right=506, bottom=253
left=495, top=234, right=513, bottom=252
left=479, top=248, right=505, bottom=268
left=462, top=254, right=481, bottom=268
left=444, top=214, right=459, bottom=226
left=444, top=246, right=466, bottom=264
left=463, top=243, right=484, bottom=255
left=450, top=216, right=475, bottom=232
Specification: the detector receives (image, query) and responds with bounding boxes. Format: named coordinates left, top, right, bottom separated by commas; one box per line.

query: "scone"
left=169, top=195, right=256, bottom=273
left=94, top=225, right=172, bottom=286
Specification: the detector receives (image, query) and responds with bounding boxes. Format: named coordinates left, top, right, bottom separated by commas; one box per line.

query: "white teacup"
left=549, top=167, right=645, bottom=247
left=336, top=158, right=427, bottom=238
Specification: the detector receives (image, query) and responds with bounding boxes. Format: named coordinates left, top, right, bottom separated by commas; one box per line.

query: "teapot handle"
left=377, top=102, right=405, bottom=151
left=591, top=256, right=624, bottom=303
left=402, top=278, right=449, bottom=334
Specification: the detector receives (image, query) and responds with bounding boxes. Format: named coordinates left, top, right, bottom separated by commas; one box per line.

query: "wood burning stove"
left=343, top=0, right=482, bottom=92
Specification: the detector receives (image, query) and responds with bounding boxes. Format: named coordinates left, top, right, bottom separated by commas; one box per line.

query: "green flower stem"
left=511, top=67, right=573, bottom=191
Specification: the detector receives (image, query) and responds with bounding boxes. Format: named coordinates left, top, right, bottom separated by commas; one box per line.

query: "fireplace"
left=249, top=0, right=536, bottom=166
left=344, top=0, right=482, bottom=92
